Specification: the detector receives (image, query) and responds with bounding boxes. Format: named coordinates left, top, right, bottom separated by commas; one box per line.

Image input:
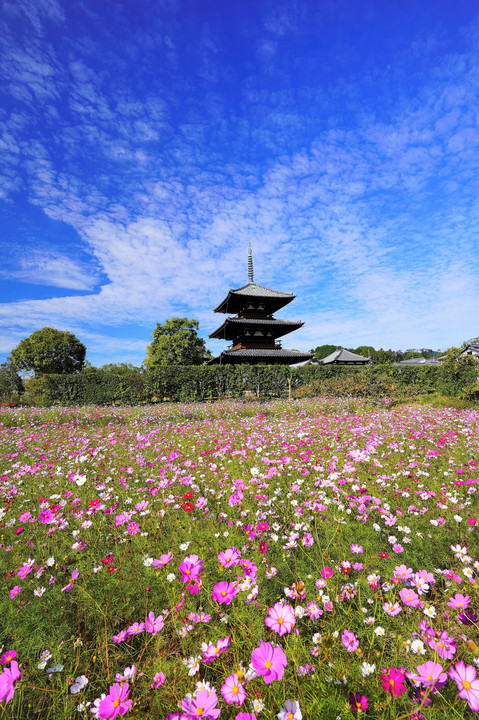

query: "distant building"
left=395, top=357, right=443, bottom=366
left=320, top=348, right=371, bottom=365
left=209, top=245, right=312, bottom=365
left=462, top=341, right=479, bottom=358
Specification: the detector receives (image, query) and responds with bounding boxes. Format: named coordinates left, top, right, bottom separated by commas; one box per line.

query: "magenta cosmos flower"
left=221, top=673, right=246, bottom=705
left=342, top=630, right=359, bottom=653
left=0, top=661, right=22, bottom=704
left=0, top=651, right=16, bottom=665
left=265, top=602, right=296, bottom=636
left=98, top=682, right=132, bottom=718
left=349, top=693, right=368, bottom=712
left=449, top=661, right=479, bottom=711
left=251, top=641, right=287, bottom=684
left=181, top=688, right=220, bottom=719
left=380, top=667, right=407, bottom=698
left=212, top=581, right=238, bottom=605
left=179, top=555, right=203, bottom=583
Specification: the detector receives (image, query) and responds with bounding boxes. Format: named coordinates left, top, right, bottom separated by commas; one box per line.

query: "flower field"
left=0, top=398, right=478, bottom=719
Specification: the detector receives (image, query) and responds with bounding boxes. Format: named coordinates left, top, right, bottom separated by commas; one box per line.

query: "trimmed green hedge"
left=26, top=361, right=478, bottom=406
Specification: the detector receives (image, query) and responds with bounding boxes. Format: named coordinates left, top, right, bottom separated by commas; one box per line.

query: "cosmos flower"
left=251, top=641, right=287, bottom=684
left=265, top=602, right=296, bottom=636
left=449, top=661, right=479, bottom=711
left=380, top=667, right=407, bottom=698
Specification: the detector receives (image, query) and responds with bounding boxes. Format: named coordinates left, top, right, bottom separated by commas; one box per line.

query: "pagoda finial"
left=248, top=242, right=254, bottom=283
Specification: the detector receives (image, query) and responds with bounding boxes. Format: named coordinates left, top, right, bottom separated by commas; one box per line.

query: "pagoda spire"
left=247, top=242, right=254, bottom=283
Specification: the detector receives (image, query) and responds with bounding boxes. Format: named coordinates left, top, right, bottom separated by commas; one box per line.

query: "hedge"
left=20, top=361, right=478, bottom=406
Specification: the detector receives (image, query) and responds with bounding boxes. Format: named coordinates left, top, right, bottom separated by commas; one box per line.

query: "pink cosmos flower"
left=430, top=631, right=456, bottom=660
left=265, top=602, right=296, bottom=636
left=380, top=667, right=407, bottom=698
left=181, top=688, right=220, bottom=719
left=152, top=552, right=173, bottom=567
left=321, top=567, right=334, bottom=579
left=0, top=651, right=16, bottom=665
left=61, top=568, right=79, bottom=592
left=9, top=586, right=22, bottom=599
left=201, top=636, right=231, bottom=663
left=416, top=661, right=447, bottom=690
left=447, top=593, right=470, bottom=610
left=218, top=547, right=241, bottom=568
left=17, top=564, right=32, bottom=579
left=449, top=661, right=479, bottom=711
left=235, top=715, right=256, bottom=720
left=212, top=581, right=237, bottom=605
left=151, top=672, right=165, bottom=689
left=221, top=673, right=246, bottom=705
left=127, top=622, right=145, bottom=636
left=179, top=555, right=203, bottom=583
left=251, top=640, right=287, bottom=684
left=399, top=588, right=421, bottom=607
left=383, top=602, right=402, bottom=617
left=0, top=661, right=22, bottom=704
left=342, top=630, right=359, bottom=653
left=145, top=612, right=164, bottom=635
left=394, top=564, right=413, bottom=581
left=97, top=682, right=132, bottom=718
left=126, top=522, right=140, bottom=535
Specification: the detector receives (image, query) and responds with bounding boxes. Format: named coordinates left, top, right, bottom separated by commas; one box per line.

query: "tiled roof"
left=214, top=282, right=295, bottom=313
left=209, top=348, right=313, bottom=364
left=209, top=317, right=303, bottom=339
left=321, top=348, right=371, bottom=364
left=395, top=358, right=443, bottom=366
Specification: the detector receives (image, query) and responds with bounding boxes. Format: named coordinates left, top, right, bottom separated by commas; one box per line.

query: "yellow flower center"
left=221, top=591, right=227, bottom=596
left=232, top=685, right=239, bottom=694
left=463, top=680, right=472, bottom=691
left=265, top=660, right=272, bottom=668
left=278, top=617, right=284, bottom=624
left=113, top=700, right=120, bottom=708
left=196, top=708, right=204, bottom=716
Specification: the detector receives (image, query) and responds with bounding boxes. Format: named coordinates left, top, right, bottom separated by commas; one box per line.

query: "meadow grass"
left=0, top=397, right=478, bottom=719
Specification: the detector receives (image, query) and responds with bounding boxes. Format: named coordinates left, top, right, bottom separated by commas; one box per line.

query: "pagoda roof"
left=209, top=317, right=304, bottom=340
left=321, top=348, right=371, bottom=365
left=214, top=282, right=295, bottom=314
left=209, top=348, right=313, bottom=365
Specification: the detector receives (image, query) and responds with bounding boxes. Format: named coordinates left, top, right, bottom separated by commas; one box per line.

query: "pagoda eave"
left=208, top=349, right=313, bottom=365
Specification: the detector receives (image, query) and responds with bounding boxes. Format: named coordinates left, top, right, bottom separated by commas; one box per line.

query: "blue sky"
left=0, top=0, right=478, bottom=367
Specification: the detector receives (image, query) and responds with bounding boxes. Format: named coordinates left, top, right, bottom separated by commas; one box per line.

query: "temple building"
left=209, top=245, right=313, bottom=365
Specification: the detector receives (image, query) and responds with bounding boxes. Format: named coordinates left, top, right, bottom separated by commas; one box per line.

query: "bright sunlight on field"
left=0, top=398, right=478, bottom=719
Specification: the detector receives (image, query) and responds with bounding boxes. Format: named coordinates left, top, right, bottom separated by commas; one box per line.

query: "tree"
left=311, top=344, right=337, bottom=361
left=10, top=327, right=86, bottom=375
left=0, top=358, right=24, bottom=400
left=144, top=318, right=212, bottom=367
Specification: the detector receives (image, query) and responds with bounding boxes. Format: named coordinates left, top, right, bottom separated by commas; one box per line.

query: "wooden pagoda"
left=209, top=245, right=312, bottom=365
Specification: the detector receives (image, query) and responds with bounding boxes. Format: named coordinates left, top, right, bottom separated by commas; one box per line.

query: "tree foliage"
left=10, top=327, right=86, bottom=375
left=144, top=318, right=212, bottom=368
left=0, top=358, right=24, bottom=401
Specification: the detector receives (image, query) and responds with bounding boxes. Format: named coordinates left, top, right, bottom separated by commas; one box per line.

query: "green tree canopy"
left=10, top=327, right=86, bottom=375
left=0, top=357, right=24, bottom=400
left=144, top=318, right=212, bottom=368
left=311, top=344, right=337, bottom=360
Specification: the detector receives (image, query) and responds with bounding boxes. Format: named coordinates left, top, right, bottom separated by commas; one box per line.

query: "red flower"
left=181, top=502, right=194, bottom=512
left=183, top=491, right=194, bottom=500
left=101, top=555, right=114, bottom=565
